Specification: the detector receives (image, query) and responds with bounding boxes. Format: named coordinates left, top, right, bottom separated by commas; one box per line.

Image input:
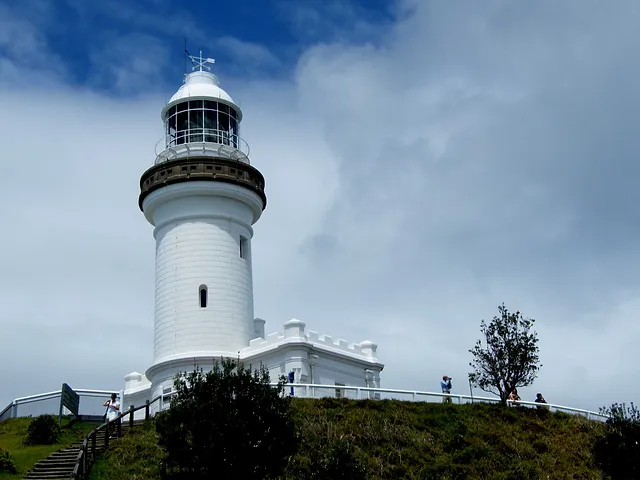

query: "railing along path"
left=71, top=394, right=161, bottom=479
left=272, top=383, right=609, bottom=421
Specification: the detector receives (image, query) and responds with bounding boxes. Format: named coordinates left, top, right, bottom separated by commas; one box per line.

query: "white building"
left=123, top=53, right=384, bottom=413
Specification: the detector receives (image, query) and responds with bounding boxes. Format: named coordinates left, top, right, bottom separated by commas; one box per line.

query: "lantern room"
left=155, top=53, right=250, bottom=164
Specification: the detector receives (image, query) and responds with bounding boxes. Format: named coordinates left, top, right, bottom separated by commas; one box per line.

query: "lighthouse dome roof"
left=161, top=70, right=241, bottom=120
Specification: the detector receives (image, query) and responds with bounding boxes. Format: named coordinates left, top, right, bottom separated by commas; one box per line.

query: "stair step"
left=23, top=424, right=145, bottom=479
left=35, top=461, right=75, bottom=467
left=25, top=476, right=74, bottom=479
left=25, top=471, right=74, bottom=477
left=28, top=474, right=74, bottom=476
left=32, top=467, right=74, bottom=472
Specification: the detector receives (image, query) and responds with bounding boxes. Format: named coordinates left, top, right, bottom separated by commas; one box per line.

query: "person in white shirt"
left=103, top=393, right=120, bottom=436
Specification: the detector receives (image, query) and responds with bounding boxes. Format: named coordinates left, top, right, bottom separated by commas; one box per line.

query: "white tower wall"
left=143, top=181, right=264, bottom=364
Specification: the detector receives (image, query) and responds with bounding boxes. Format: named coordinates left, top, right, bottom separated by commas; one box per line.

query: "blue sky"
left=2, top=0, right=640, bottom=413
left=1, top=0, right=395, bottom=93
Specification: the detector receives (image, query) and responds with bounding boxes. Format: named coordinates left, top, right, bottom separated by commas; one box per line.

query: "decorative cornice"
left=139, top=156, right=266, bottom=211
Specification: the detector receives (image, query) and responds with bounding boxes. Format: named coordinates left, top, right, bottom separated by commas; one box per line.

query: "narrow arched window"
left=239, top=236, right=248, bottom=259
left=199, top=285, right=208, bottom=308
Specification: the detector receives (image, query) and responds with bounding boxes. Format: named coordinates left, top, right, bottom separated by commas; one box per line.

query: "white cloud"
left=214, top=37, right=281, bottom=70
left=2, top=0, right=640, bottom=414
left=87, top=32, right=172, bottom=93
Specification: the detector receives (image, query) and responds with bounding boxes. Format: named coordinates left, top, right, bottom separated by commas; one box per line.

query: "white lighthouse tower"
left=135, top=52, right=267, bottom=404
left=122, top=54, right=383, bottom=413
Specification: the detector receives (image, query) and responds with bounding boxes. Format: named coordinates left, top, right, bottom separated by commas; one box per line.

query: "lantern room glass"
left=164, top=100, right=240, bottom=148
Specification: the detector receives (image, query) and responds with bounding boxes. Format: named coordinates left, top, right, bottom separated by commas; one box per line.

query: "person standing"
left=534, top=393, right=548, bottom=409
left=441, top=375, right=453, bottom=404
left=288, top=370, right=295, bottom=397
left=103, top=393, right=120, bottom=436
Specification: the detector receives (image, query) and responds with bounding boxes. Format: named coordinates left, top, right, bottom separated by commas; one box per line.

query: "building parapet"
left=246, top=318, right=378, bottom=361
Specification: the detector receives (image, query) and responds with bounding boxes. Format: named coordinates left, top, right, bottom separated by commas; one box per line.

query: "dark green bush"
left=0, top=447, right=17, bottom=474
left=24, top=414, right=61, bottom=445
left=594, top=402, right=640, bottom=479
left=156, top=359, right=297, bottom=480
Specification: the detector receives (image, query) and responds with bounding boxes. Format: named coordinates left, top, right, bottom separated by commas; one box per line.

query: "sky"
left=1, top=0, right=639, bottom=413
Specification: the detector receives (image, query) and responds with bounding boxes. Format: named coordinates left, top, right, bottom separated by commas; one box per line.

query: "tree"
left=155, top=358, right=298, bottom=480
left=468, top=304, right=541, bottom=404
left=594, top=402, right=640, bottom=479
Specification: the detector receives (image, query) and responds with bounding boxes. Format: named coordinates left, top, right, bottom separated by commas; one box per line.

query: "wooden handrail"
left=71, top=395, right=162, bottom=479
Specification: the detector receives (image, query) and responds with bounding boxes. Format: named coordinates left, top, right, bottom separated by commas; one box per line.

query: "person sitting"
left=508, top=388, right=521, bottom=405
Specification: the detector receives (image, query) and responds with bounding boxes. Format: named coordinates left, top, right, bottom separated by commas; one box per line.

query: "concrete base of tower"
left=122, top=318, right=384, bottom=418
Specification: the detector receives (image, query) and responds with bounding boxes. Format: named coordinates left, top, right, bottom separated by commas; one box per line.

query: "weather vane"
left=188, top=50, right=215, bottom=72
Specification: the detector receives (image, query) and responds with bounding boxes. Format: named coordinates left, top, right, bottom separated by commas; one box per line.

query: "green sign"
left=59, top=383, right=80, bottom=424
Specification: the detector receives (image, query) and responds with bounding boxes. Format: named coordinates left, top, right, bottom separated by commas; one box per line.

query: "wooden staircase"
left=23, top=421, right=144, bottom=479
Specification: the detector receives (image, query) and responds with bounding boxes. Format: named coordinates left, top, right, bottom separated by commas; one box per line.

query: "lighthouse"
left=122, top=53, right=383, bottom=412
left=136, top=52, right=266, bottom=403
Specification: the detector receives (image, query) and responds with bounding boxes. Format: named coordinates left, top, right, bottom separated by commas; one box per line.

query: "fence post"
left=129, top=405, right=134, bottom=428
left=91, top=432, right=96, bottom=459
left=104, top=424, right=109, bottom=448
left=145, top=399, right=150, bottom=420
left=117, top=415, right=122, bottom=438
left=356, top=388, right=361, bottom=399
left=82, top=443, right=87, bottom=476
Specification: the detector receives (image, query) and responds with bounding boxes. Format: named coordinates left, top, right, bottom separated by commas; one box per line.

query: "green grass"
left=0, top=417, right=99, bottom=479
left=89, top=420, right=163, bottom=480
left=88, top=399, right=608, bottom=480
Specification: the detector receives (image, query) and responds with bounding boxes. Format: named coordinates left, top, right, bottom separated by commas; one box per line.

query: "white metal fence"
left=278, top=384, right=609, bottom=421
left=155, top=382, right=609, bottom=422
left=0, top=389, right=116, bottom=422
left=1, top=383, right=608, bottom=423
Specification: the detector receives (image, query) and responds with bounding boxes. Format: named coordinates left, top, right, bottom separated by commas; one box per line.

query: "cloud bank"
left=1, top=0, right=640, bottom=412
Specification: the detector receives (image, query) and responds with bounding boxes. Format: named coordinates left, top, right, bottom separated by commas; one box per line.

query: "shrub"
left=0, top=447, right=17, bottom=474
left=594, top=402, right=640, bottom=479
left=156, top=358, right=297, bottom=480
left=24, top=414, right=61, bottom=445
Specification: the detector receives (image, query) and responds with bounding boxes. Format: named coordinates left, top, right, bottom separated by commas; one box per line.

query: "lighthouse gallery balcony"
left=155, top=127, right=251, bottom=164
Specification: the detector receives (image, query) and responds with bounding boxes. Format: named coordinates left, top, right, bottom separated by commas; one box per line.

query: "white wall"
left=143, top=182, right=264, bottom=363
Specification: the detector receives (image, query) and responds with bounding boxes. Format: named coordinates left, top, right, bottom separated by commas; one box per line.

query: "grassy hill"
left=87, top=398, right=608, bottom=480
left=0, top=417, right=98, bottom=479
